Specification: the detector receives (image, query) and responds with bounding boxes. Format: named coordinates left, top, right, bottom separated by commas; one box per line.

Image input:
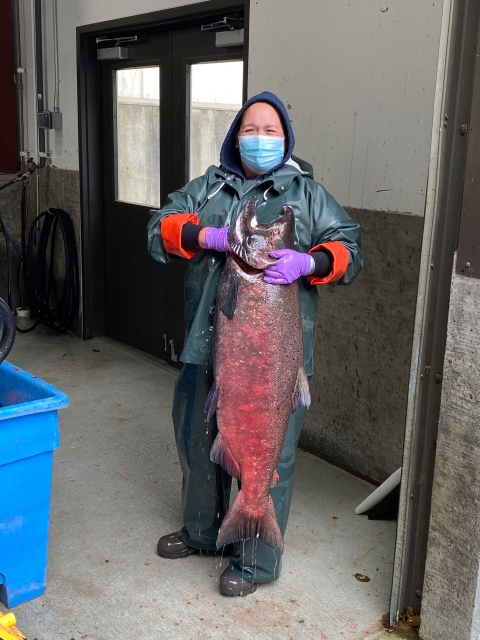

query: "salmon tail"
left=292, top=365, right=311, bottom=412
left=210, top=433, right=241, bottom=481
left=216, top=491, right=284, bottom=552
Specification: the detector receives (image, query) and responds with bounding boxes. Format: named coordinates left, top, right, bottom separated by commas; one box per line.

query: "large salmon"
left=205, top=196, right=311, bottom=552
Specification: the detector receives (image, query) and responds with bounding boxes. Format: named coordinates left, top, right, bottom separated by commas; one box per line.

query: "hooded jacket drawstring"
left=207, top=183, right=225, bottom=200
left=263, top=185, right=274, bottom=202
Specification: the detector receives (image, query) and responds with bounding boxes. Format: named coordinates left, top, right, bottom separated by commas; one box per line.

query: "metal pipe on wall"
left=33, top=0, right=46, bottom=169
left=52, top=0, right=60, bottom=112
left=32, top=0, right=47, bottom=226
left=12, top=0, right=25, bottom=172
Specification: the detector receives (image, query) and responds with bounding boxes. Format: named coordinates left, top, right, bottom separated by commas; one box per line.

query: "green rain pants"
left=173, top=363, right=306, bottom=584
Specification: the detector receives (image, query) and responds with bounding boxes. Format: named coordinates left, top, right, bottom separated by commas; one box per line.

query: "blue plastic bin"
left=0, top=361, right=68, bottom=608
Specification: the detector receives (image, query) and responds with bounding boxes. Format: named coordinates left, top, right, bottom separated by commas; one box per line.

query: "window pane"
left=116, top=67, right=160, bottom=207
left=189, top=61, right=243, bottom=180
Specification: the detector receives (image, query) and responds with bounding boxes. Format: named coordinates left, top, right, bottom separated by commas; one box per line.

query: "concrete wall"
left=15, top=0, right=445, bottom=482
left=420, top=266, right=480, bottom=640
left=117, top=103, right=161, bottom=208
left=248, top=0, right=443, bottom=217
left=301, top=209, right=423, bottom=483
left=190, top=107, right=239, bottom=180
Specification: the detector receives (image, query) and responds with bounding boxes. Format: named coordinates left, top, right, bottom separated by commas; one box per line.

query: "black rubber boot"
left=219, top=568, right=259, bottom=597
left=157, top=532, right=199, bottom=559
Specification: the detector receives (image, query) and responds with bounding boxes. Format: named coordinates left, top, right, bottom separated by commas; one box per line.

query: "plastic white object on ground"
left=355, top=468, right=402, bottom=515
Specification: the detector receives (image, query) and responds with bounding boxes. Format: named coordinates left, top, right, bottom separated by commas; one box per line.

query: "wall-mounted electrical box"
left=37, top=110, right=62, bottom=130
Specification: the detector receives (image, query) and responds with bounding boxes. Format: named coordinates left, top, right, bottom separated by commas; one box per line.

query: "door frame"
left=77, top=0, right=250, bottom=339
left=390, top=0, right=480, bottom=624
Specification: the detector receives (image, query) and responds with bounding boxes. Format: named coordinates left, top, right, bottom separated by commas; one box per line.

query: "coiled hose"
left=20, top=207, right=80, bottom=334
left=1, top=176, right=79, bottom=334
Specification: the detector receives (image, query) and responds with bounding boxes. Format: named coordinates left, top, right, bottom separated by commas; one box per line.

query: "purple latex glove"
left=203, top=226, right=230, bottom=252
left=264, top=249, right=313, bottom=285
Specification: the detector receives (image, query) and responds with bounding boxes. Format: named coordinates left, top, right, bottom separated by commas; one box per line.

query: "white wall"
left=19, top=0, right=204, bottom=173
left=248, top=0, right=444, bottom=216
left=20, top=0, right=443, bottom=216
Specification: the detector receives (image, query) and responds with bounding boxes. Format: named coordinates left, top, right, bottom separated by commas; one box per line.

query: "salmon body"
left=206, top=196, right=310, bottom=552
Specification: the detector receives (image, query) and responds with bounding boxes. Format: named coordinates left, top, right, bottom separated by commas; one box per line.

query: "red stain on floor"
left=231, top=598, right=301, bottom=629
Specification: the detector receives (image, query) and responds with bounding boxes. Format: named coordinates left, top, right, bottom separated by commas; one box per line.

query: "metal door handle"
left=169, top=339, right=178, bottom=362
left=163, top=333, right=168, bottom=351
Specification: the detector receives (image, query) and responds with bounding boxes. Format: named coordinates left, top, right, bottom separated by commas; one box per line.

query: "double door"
left=101, top=23, right=244, bottom=367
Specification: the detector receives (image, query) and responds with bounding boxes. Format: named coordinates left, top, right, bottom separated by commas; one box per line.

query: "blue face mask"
left=238, top=135, right=285, bottom=173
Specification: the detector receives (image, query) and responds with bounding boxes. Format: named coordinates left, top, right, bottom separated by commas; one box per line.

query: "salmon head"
left=228, top=196, right=295, bottom=270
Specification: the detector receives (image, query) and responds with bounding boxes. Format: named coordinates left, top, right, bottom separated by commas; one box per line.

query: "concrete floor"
left=4, top=327, right=397, bottom=640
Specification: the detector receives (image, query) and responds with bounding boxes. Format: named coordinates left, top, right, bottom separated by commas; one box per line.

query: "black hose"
left=0, top=297, right=16, bottom=365
left=18, top=208, right=80, bottom=334
left=0, top=214, right=23, bottom=309
left=20, top=181, right=27, bottom=263
left=1, top=174, right=79, bottom=334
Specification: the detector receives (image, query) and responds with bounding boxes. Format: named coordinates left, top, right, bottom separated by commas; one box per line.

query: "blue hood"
left=220, top=91, right=295, bottom=179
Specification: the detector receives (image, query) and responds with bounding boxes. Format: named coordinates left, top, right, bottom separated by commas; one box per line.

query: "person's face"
left=237, top=102, right=285, bottom=138
left=236, top=102, right=286, bottom=177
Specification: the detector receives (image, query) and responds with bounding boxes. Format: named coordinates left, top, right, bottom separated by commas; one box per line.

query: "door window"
left=188, top=60, right=243, bottom=180
left=115, top=66, right=161, bottom=207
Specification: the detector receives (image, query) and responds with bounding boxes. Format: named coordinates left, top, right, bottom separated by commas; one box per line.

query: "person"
left=147, top=91, right=363, bottom=597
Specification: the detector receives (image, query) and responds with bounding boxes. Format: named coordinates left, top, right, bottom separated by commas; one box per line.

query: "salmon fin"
left=205, top=383, right=220, bottom=421
left=219, top=270, right=241, bottom=319
left=216, top=491, right=284, bottom=552
left=210, top=433, right=241, bottom=480
left=292, top=366, right=311, bottom=412
left=270, top=471, right=279, bottom=488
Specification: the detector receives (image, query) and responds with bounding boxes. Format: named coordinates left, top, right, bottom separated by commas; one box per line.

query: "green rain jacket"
left=147, top=156, right=363, bottom=376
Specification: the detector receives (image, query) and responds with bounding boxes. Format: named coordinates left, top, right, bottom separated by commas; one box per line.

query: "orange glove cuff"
left=307, top=241, right=349, bottom=285
left=161, top=213, right=199, bottom=259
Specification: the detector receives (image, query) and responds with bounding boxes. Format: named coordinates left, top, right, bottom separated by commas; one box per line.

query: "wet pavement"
left=6, top=327, right=396, bottom=640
